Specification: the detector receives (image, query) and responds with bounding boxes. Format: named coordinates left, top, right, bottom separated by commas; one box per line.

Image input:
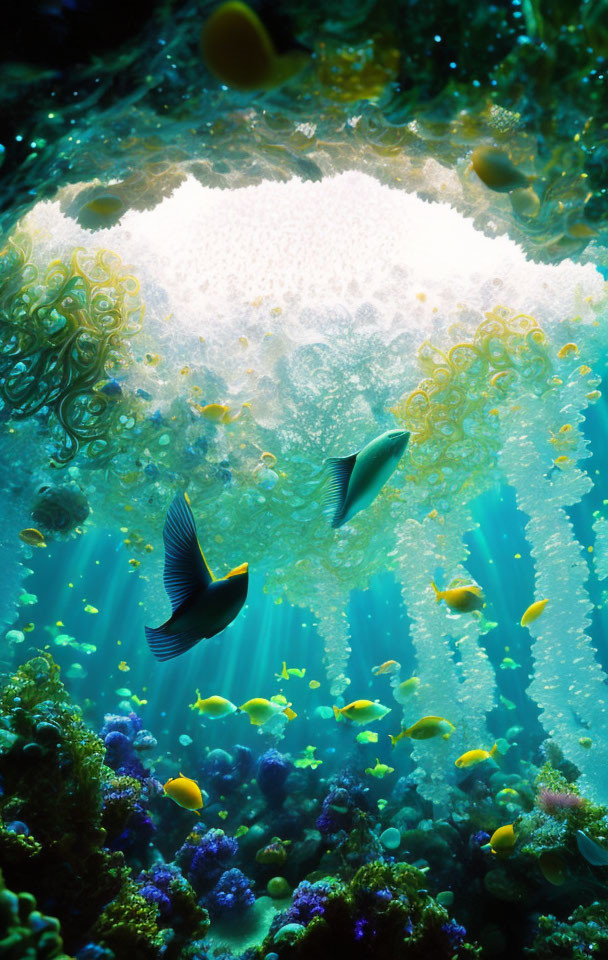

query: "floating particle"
left=115, top=687, right=132, bottom=698
left=22, top=623, right=35, bottom=632
left=84, top=604, right=99, bottom=614
left=118, top=661, right=130, bottom=672
left=179, top=734, right=193, bottom=746
left=5, top=630, right=24, bottom=645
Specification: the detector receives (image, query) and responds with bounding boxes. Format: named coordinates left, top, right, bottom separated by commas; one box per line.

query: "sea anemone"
left=537, top=788, right=584, bottom=816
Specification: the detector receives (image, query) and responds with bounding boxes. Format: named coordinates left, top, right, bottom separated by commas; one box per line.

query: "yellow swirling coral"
left=391, top=309, right=552, bottom=509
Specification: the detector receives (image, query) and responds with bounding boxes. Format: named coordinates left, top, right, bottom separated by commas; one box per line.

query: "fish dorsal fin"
left=163, top=493, right=214, bottom=613
left=324, top=453, right=358, bottom=528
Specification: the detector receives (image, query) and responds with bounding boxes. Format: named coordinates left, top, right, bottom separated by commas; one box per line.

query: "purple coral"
left=270, top=880, right=332, bottom=934
left=139, top=863, right=180, bottom=919
left=256, top=749, right=291, bottom=809
left=538, top=788, right=584, bottom=816
left=442, top=920, right=467, bottom=948
left=317, top=772, right=369, bottom=836
left=175, top=827, right=238, bottom=895
left=100, top=713, right=148, bottom=780
left=206, top=868, right=255, bottom=918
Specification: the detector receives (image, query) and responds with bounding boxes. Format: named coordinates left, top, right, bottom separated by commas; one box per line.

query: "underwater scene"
left=3, top=1, right=608, bottom=958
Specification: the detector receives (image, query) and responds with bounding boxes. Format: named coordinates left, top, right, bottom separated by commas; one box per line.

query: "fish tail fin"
left=333, top=706, right=342, bottom=721
left=193, top=810, right=200, bottom=817
left=283, top=707, right=297, bottom=721
left=388, top=734, right=397, bottom=747
left=430, top=581, right=441, bottom=601
left=145, top=621, right=202, bottom=662
left=324, top=454, right=357, bottom=528
left=490, top=742, right=499, bottom=759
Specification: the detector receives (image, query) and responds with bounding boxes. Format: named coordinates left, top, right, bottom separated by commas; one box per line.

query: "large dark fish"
left=145, top=493, right=249, bottom=662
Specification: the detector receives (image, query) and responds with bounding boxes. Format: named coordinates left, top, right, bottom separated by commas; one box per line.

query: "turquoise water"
left=3, top=2, right=608, bottom=957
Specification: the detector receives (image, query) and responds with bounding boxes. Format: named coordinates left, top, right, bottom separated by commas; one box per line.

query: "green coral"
left=0, top=868, right=71, bottom=960
left=525, top=902, right=608, bottom=958
left=0, top=653, right=128, bottom=950
left=92, top=880, right=163, bottom=960
left=258, top=860, right=480, bottom=959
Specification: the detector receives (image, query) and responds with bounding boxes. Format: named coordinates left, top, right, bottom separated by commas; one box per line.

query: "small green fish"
left=325, top=430, right=410, bottom=528
left=356, top=730, right=379, bottom=745
left=294, top=745, right=323, bottom=769
left=365, top=758, right=395, bottom=779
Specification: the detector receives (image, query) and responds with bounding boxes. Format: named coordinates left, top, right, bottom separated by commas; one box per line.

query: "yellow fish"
left=19, top=528, right=46, bottom=548
left=455, top=743, right=499, bottom=768
left=431, top=581, right=484, bottom=613
left=393, top=677, right=420, bottom=705
left=200, top=1, right=309, bottom=92
left=401, top=716, right=455, bottom=741
left=275, top=661, right=306, bottom=680
left=489, top=824, right=516, bottom=858
left=520, top=599, right=548, bottom=627
left=365, top=759, right=395, bottom=779
left=308, top=680, right=321, bottom=689
left=164, top=773, right=204, bottom=814
left=496, top=788, right=524, bottom=807
left=118, top=661, right=130, bottom=672
left=190, top=691, right=238, bottom=719
left=356, top=730, right=379, bottom=744
left=372, top=660, right=401, bottom=677
left=500, top=657, right=521, bottom=670
left=388, top=729, right=408, bottom=747
left=333, top=700, right=391, bottom=725
left=198, top=402, right=250, bottom=424
left=240, top=697, right=295, bottom=726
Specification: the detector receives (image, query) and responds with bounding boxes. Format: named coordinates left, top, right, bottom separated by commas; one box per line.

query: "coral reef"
left=0, top=868, right=70, bottom=960
left=258, top=860, right=480, bottom=958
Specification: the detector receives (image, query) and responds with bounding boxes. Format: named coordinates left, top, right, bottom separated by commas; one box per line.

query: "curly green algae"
left=0, top=235, right=144, bottom=464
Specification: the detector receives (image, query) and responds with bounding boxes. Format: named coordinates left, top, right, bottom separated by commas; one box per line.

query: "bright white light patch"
left=27, top=171, right=604, bottom=351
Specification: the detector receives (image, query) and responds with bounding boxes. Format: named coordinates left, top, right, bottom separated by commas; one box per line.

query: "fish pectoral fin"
left=163, top=493, right=214, bottom=614
left=324, top=453, right=358, bottom=528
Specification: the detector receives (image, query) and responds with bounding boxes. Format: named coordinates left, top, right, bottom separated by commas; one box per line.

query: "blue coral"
left=206, top=868, right=255, bottom=919
left=269, top=880, right=332, bottom=935
left=175, top=827, right=238, bottom=895
left=317, top=772, right=369, bottom=836
left=256, top=749, right=291, bottom=809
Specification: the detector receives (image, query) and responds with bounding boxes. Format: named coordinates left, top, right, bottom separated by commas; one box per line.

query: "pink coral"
left=537, top=788, right=583, bottom=816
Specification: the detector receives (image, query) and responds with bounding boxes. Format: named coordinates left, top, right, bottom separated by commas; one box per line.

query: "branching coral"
left=0, top=234, right=143, bottom=463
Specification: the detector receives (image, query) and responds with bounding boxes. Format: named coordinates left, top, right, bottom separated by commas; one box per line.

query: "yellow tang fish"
left=164, top=773, right=204, bottom=814
left=431, top=581, right=484, bottom=613
left=190, top=691, right=238, bottom=719
left=520, top=599, right=548, bottom=627
left=402, top=716, right=455, bottom=741
left=455, top=743, right=499, bottom=768
left=393, top=677, right=420, bottom=705
left=333, top=700, right=391, bottom=726
left=19, top=528, right=47, bottom=548
left=372, top=660, right=401, bottom=677
left=489, top=824, right=516, bottom=858
left=275, top=661, right=306, bottom=680
left=240, top=697, right=295, bottom=725
left=365, top=759, right=395, bottom=779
